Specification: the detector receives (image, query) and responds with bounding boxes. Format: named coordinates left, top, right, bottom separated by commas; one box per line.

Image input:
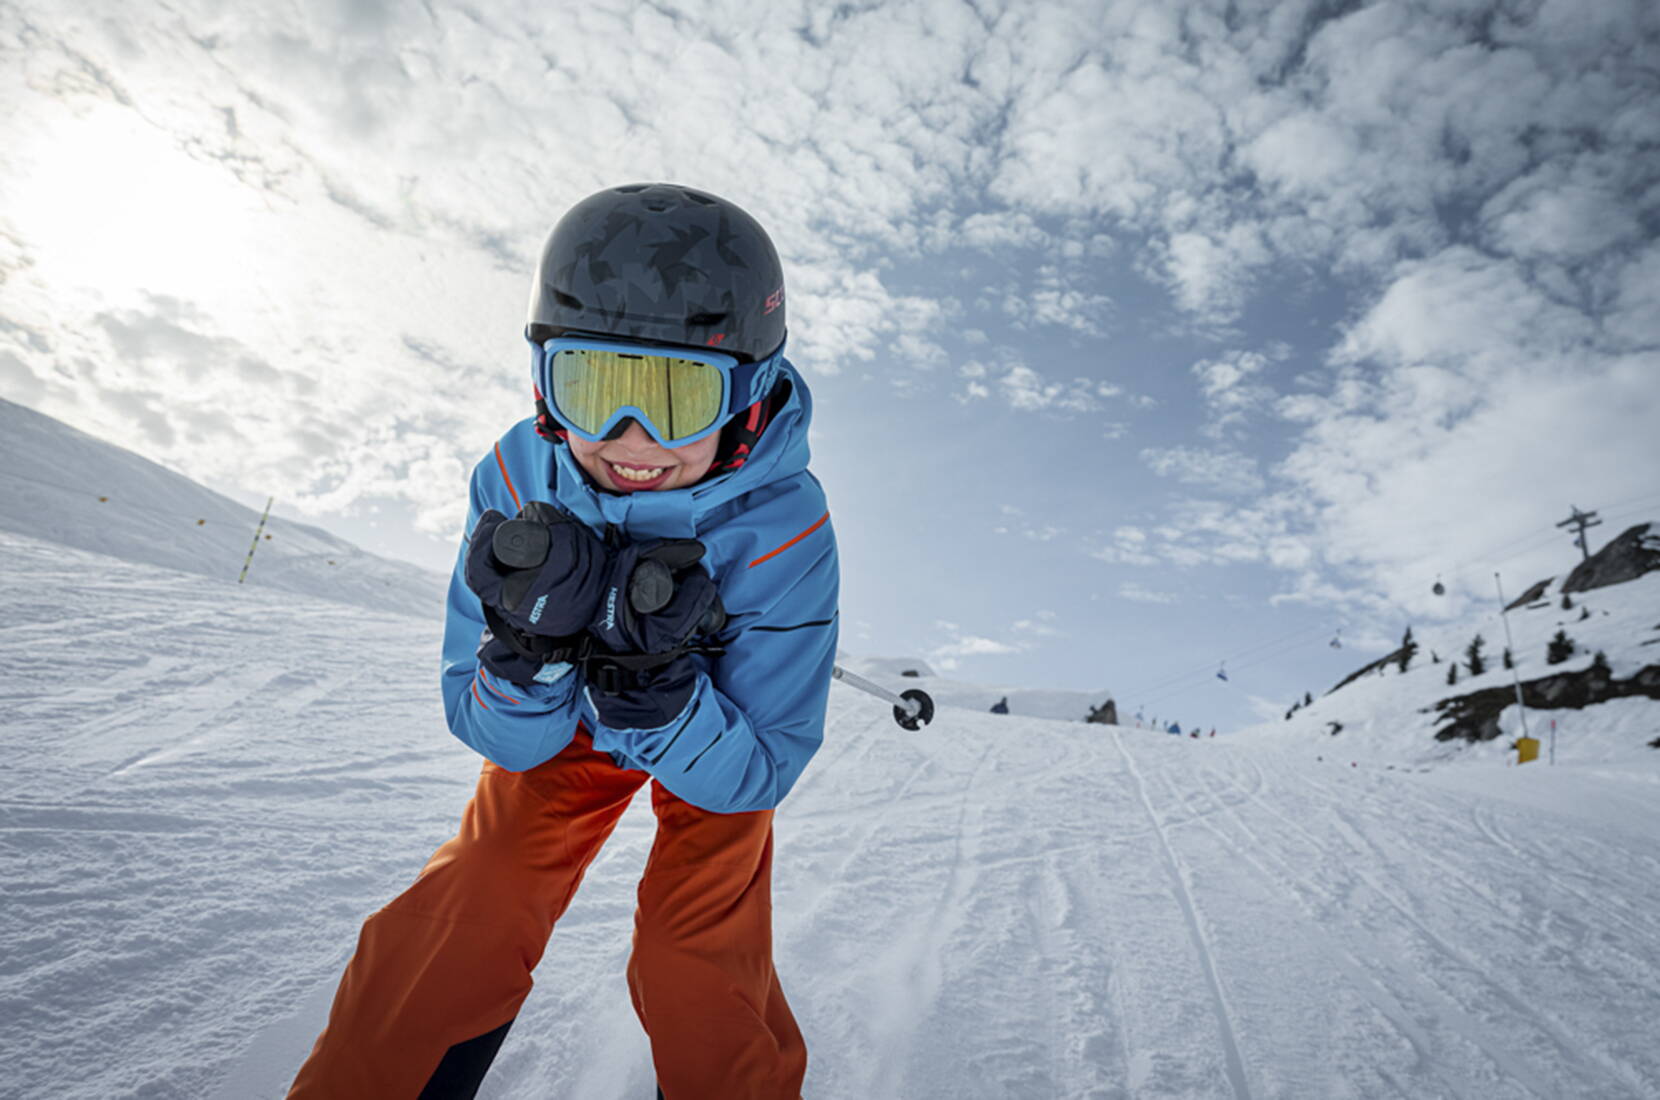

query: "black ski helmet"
left=526, top=183, right=786, bottom=363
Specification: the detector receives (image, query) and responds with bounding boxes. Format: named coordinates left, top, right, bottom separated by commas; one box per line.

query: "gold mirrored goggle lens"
left=549, top=348, right=726, bottom=441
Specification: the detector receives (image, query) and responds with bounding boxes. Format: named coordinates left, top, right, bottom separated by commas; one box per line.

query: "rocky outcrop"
left=1086, top=699, right=1118, bottom=725
left=1328, top=646, right=1410, bottom=695
left=1505, top=576, right=1553, bottom=611
left=1562, top=523, right=1660, bottom=594
left=1428, top=661, right=1660, bottom=742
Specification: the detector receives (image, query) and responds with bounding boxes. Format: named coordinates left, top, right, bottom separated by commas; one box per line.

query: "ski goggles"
left=533, top=336, right=777, bottom=448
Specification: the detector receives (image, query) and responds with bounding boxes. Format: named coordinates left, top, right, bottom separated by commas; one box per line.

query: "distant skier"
left=290, top=185, right=836, bottom=1099
left=991, top=696, right=1009, bottom=714
left=1168, top=721, right=1182, bottom=736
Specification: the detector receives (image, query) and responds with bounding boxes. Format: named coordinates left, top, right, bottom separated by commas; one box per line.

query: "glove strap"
left=482, top=604, right=589, bottom=665
left=582, top=641, right=727, bottom=695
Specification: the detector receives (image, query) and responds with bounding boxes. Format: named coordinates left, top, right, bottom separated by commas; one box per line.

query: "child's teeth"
left=613, top=464, right=665, bottom=481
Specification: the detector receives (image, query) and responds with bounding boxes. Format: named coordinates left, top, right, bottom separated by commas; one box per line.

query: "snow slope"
left=4, top=525, right=1659, bottom=1099
left=1248, top=553, right=1660, bottom=770
left=0, top=396, right=446, bottom=614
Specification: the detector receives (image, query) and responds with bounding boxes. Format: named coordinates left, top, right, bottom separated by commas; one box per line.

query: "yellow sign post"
left=1515, top=736, right=1540, bottom=765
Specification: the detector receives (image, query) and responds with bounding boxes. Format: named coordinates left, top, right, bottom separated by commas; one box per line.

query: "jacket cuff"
left=469, top=664, right=575, bottom=713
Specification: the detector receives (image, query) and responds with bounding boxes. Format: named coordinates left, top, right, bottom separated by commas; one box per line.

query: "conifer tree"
left=1431, top=650, right=1440, bottom=664
left=1447, top=663, right=1459, bottom=685
left=1561, top=593, right=1573, bottom=610
left=1502, top=647, right=1514, bottom=670
left=1579, top=606, right=1591, bottom=621
left=1397, top=626, right=1417, bottom=673
left=1303, top=691, right=1313, bottom=707
left=1547, top=629, right=1574, bottom=665
left=1591, top=650, right=1612, bottom=678
left=1465, top=634, right=1486, bottom=677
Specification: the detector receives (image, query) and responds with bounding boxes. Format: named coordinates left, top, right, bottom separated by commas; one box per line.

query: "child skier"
left=290, top=184, right=838, bottom=1099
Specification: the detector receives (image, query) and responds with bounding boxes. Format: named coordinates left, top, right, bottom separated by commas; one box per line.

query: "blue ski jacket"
left=439, top=360, right=838, bottom=813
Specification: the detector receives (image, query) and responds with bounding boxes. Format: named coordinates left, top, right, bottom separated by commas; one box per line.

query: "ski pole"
left=831, top=665, right=935, bottom=730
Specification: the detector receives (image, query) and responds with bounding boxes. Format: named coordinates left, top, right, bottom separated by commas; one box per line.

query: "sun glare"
left=10, top=104, right=270, bottom=310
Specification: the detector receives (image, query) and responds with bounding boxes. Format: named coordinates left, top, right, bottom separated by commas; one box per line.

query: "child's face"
left=567, top=418, right=721, bottom=493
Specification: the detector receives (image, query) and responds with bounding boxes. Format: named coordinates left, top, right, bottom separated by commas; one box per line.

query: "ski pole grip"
left=629, top=558, right=727, bottom=632
left=493, top=520, right=549, bottom=570
left=492, top=502, right=568, bottom=570
left=628, top=559, right=675, bottom=614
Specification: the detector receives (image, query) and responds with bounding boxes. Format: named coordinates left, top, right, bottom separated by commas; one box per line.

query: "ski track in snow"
left=4, top=529, right=1660, bottom=1099
left=1112, top=730, right=1252, bottom=1100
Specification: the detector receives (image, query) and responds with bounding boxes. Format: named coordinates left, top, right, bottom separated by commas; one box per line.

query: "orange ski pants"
left=289, top=731, right=806, bottom=1099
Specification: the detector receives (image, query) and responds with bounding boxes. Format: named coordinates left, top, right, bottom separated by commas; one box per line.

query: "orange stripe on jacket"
left=470, top=679, right=492, bottom=711
left=494, top=442, right=522, bottom=512
left=748, top=512, right=829, bottom=569
left=478, top=671, right=521, bottom=706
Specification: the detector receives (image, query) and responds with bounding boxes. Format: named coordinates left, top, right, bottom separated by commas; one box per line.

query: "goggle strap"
left=713, top=372, right=789, bottom=473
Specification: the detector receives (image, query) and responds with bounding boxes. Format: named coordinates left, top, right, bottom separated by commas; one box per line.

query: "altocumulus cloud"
left=0, top=0, right=1654, bottom=625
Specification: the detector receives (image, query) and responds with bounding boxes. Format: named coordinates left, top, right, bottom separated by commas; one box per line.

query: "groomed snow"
left=4, top=526, right=1659, bottom=1099
left=0, top=396, right=445, bottom=614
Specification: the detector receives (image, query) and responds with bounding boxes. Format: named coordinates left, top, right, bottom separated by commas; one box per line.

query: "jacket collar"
left=548, top=358, right=813, bottom=540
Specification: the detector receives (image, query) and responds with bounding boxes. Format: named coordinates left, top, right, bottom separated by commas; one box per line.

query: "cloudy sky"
left=4, top=0, right=1657, bottom=731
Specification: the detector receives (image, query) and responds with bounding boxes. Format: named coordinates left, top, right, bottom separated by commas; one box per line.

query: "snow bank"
left=0, top=397, right=445, bottom=615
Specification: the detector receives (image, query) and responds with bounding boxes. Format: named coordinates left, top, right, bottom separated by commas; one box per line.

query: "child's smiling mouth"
left=606, top=459, right=672, bottom=489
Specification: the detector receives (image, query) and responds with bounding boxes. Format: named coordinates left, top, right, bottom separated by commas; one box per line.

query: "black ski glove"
left=471, top=627, right=574, bottom=690
left=465, top=504, right=611, bottom=637
left=583, top=540, right=726, bottom=731
left=588, top=540, right=724, bottom=656
left=588, top=653, right=703, bottom=731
